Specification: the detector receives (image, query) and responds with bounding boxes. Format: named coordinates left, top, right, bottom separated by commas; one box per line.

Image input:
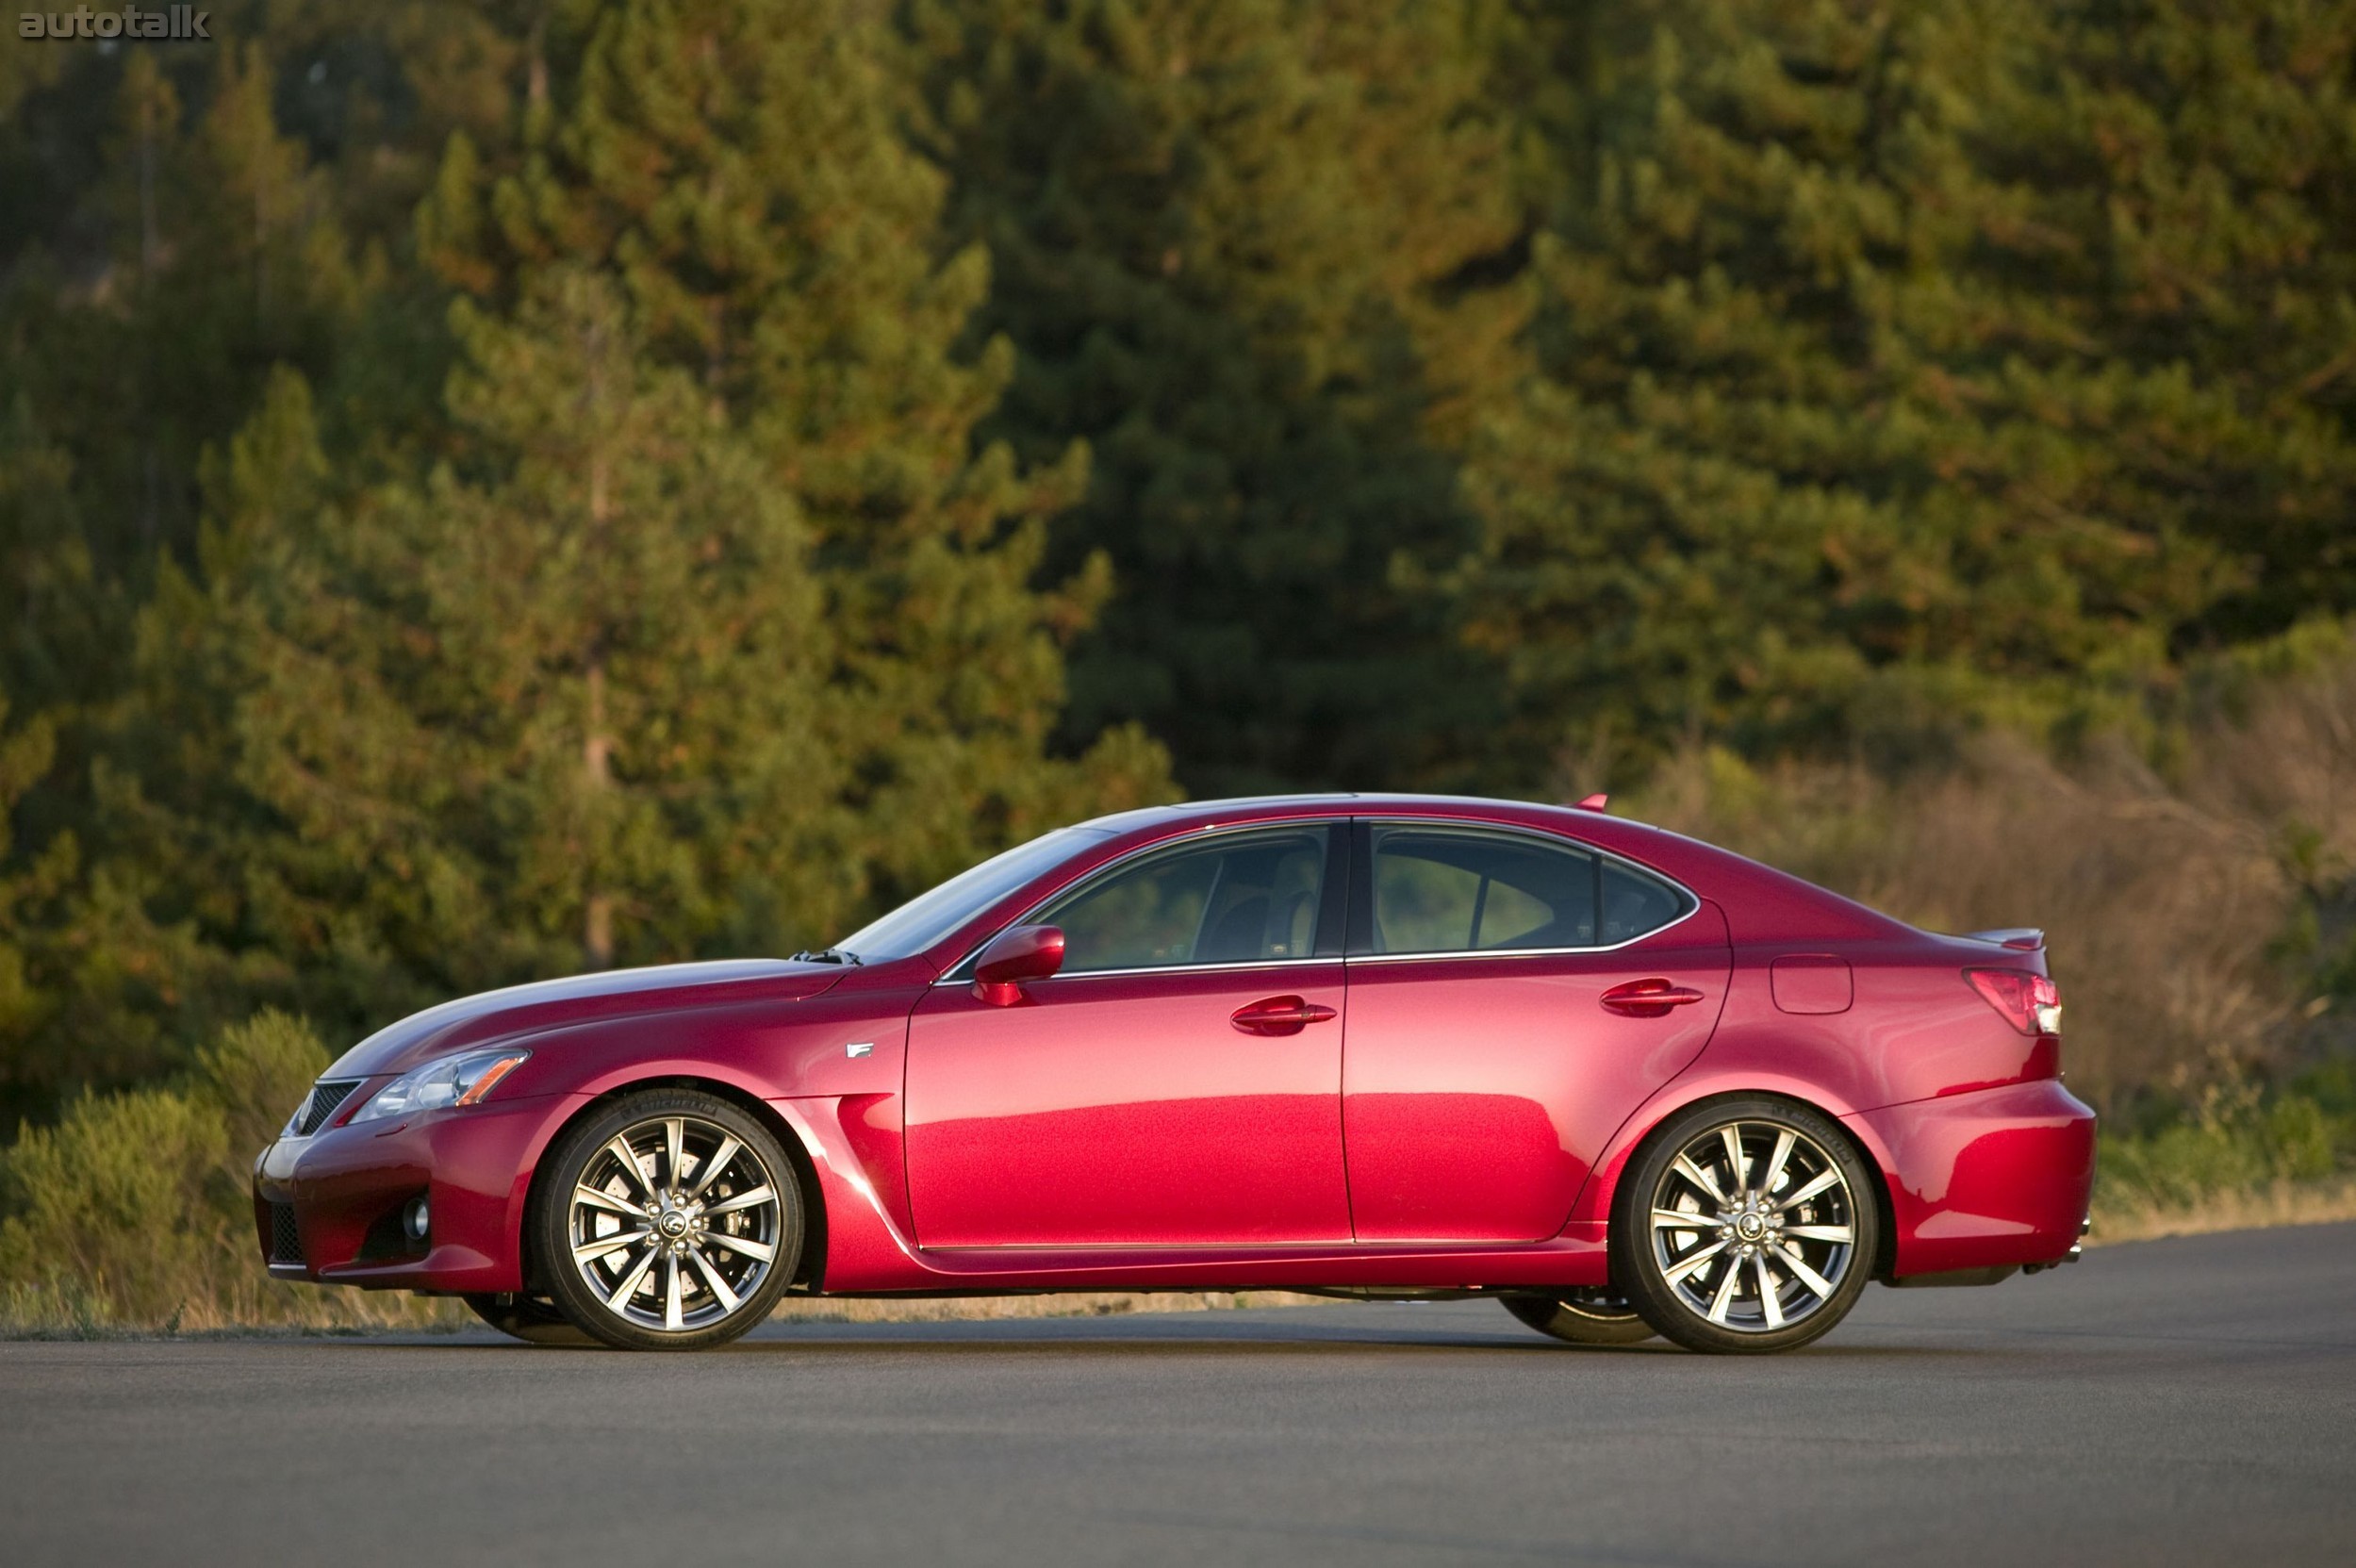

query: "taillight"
left=1966, top=968, right=2062, bottom=1035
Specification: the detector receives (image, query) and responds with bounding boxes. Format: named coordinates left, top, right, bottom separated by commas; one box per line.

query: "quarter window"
left=1039, top=829, right=1332, bottom=973
left=1367, top=826, right=1691, bottom=953
left=1602, top=858, right=1689, bottom=944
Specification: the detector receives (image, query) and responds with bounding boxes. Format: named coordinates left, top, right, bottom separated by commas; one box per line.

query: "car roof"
left=1077, top=792, right=1574, bottom=832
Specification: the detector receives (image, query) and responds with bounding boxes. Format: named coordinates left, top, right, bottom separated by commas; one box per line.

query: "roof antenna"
left=1572, top=793, right=1609, bottom=812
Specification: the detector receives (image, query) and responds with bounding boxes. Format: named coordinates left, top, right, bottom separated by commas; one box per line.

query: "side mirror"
left=972, top=924, right=1065, bottom=1006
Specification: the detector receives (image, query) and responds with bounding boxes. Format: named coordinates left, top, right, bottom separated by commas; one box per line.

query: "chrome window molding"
left=931, top=954, right=1345, bottom=987
left=937, top=814, right=1706, bottom=982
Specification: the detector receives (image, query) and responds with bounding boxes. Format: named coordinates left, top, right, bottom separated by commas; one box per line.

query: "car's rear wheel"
left=534, top=1089, right=802, bottom=1351
left=1614, top=1098, right=1877, bottom=1354
left=1498, top=1288, right=1656, bottom=1346
left=462, top=1292, right=595, bottom=1346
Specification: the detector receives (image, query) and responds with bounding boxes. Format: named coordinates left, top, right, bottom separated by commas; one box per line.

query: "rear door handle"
left=1600, top=978, right=1708, bottom=1016
left=1230, top=996, right=1339, bottom=1034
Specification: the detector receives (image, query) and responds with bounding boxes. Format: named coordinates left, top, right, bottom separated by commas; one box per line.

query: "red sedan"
left=254, top=795, right=2095, bottom=1352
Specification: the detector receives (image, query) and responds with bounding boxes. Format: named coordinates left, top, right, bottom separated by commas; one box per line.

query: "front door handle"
left=1230, top=996, right=1339, bottom=1035
left=1600, top=978, right=1708, bottom=1017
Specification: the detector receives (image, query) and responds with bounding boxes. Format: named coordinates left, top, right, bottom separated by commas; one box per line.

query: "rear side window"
left=1039, top=828, right=1332, bottom=972
left=1367, top=825, right=1692, bottom=954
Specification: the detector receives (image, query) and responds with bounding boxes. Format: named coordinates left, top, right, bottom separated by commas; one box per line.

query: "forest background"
left=2, top=0, right=2353, bottom=1329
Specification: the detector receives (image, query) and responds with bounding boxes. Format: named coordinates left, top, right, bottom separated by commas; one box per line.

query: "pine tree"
left=57, top=295, right=833, bottom=1067
left=2018, top=0, right=2356, bottom=645
left=25, top=0, right=1169, bottom=1085
left=420, top=0, right=1169, bottom=896
left=2, top=43, right=366, bottom=582
left=0, top=1, right=522, bottom=720
left=0, top=687, right=62, bottom=1127
left=905, top=0, right=1534, bottom=794
left=154, top=285, right=839, bottom=994
left=7, top=0, right=2352, bottom=1120
left=0, top=31, right=382, bottom=1110
left=1456, top=0, right=2356, bottom=788
left=0, top=396, right=101, bottom=717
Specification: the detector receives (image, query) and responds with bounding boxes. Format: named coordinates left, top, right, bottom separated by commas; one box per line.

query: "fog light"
left=403, top=1196, right=430, bottom=1244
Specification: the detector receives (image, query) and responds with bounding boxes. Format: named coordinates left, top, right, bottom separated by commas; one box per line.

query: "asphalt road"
left=4, top=1223, right=2352, bottom=1568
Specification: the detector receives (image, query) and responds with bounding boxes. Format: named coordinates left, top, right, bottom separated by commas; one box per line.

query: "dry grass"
left=2088, top=1177, right=2356, bottom=1246
left=0, top=1287, right=1334, bottom=1340
left=1632, top=735, right=2300, bottom=1111
left=1624, top=650, right=2356, bottom=1113
left=0, top=1295, right=466, bottom=1341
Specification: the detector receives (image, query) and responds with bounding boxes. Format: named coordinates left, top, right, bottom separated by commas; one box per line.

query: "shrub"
left=2098, top=1081, right=2339, bottom=1213
left=1624, top=646, right=2356, bottom=1116
left=0, top=1010, right=452, bottom=1333
left=189, top=1009, right=330, bottom=1191
left=0, top=1086, right=226, bottom=1327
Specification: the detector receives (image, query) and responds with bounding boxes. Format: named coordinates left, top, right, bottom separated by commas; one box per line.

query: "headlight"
left=349, top=1048, right=531, bottom=1123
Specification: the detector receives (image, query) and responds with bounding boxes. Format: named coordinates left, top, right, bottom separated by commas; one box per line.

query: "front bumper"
left=1850, top=1077, right=2098, bottom=1279
left=252, top=1092, right=583, bottom=1294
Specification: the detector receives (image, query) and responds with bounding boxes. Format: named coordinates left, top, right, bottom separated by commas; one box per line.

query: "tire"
left=1499, top=1288, right=1656, bottom=1346
left=1613, top=1097, right=1878, bottom=1355
left=462, top=1292, right=597, bottom=1347
left=534, top=1088, right=803, bottom=1352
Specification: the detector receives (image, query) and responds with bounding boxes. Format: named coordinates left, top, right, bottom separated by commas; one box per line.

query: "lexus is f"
left=254, top=796, right=2094, bottom=1352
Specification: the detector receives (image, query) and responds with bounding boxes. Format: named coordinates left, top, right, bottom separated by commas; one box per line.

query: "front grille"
left=293, top=1079, right=363, bottom=1136
left=269, top=1203, right=305, bottom=1265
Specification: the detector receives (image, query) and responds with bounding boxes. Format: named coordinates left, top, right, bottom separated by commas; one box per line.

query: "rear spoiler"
left=1961, top=928, right=2045, bottom=952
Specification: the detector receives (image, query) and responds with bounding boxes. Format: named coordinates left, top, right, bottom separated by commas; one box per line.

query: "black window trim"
left=939, top=818, right=1353, bottom=982
left=1346, top=817, right=1702, bottom=964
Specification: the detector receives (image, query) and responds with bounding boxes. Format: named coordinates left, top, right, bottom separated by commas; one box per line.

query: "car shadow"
left=316, top=1323, right=1983, bottom=1360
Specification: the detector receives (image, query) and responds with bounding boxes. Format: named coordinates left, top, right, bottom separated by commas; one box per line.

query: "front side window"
left=1039, top=828, right=1332, bottom=973
left=1368, top=826, right=1691, bottom=954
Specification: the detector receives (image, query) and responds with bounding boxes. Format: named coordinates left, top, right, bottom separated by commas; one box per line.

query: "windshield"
left=828, top=828, right=1112, bottom=964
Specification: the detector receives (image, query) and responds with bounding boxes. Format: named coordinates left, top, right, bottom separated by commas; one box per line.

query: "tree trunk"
left=583, top=434, right=614, bottom=968
left=584, top=659, right=614, bottom=967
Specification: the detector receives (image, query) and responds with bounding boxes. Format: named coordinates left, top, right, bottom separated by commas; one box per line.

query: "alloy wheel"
left=564, top=1114, right=783, bottom=1335
left=1646, top=1118, right=1859, bottom=1334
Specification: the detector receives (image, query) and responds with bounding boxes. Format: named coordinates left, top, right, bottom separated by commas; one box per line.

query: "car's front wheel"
left=1613, top=1098, right=1877, bottom=1354
left=535, top=1089, right=803, bottom=1351
left=1498, top=1288, right=1656, bottom=1346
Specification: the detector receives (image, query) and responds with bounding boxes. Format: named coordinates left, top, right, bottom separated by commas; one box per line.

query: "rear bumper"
left=251, top=1093, right=583, bottom=1293
left=1849, top=1078, right=2098, bottom=1279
